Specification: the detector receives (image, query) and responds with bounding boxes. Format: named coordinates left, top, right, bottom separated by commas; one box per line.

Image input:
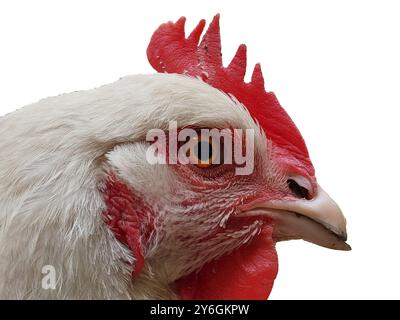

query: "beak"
left=242, top=184, right=351, bottom=251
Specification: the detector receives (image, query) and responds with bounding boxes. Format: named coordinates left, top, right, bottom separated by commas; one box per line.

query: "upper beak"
left=242, top=184, right=351, bottom=251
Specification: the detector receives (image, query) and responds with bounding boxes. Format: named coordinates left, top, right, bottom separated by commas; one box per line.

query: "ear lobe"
left=102, top=174, right=155, bottom=278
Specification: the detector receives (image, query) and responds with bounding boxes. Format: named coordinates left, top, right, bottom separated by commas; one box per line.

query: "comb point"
left=251, top=63, right=265, bottom=88
left=199, top=14, right=222, bottom=70
left=202, top=14, right=221, bottom=43
left=175, top=16, right=186, bottom=34
left=227, top=44, right=247, bottom=80
left=188, top=19, right=206, bottom=45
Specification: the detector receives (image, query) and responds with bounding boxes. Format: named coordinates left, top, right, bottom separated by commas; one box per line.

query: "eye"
left=187, top=136, right=222, bottom=168
left=287, top=179, right=310, bottom=200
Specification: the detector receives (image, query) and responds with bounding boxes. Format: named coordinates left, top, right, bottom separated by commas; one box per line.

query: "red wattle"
left=175, top=226, right=278, bottom=300
left=103, top=175, right=155, bottom=278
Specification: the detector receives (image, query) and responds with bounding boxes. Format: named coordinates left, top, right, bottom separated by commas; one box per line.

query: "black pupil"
left=287, top=179, right=310, bottom=199
left=194, top=141, right=213, bottom=162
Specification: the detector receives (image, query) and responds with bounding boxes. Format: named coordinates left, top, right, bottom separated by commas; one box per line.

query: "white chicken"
left=0, top=15, right=349, bottom=299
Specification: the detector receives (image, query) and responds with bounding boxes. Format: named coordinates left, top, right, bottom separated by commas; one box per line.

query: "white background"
left=1, top=0, right=399, bottom=299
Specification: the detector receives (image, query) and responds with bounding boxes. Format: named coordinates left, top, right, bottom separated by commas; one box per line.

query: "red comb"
left=147, top=15, right=314, bottom=177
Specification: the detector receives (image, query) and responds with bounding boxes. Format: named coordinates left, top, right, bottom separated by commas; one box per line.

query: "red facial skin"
left=102, top=136, right=309, bottom=299
left=103, top=175, right=155, bottom=278
left=103, top=171, right=280, bottom=299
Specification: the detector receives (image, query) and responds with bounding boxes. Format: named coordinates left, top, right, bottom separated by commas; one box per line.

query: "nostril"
left=287, top=179, right=310, bottom=200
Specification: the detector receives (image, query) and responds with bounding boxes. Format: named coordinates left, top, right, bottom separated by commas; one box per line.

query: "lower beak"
left=242, top=184, right=351, bottom=251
